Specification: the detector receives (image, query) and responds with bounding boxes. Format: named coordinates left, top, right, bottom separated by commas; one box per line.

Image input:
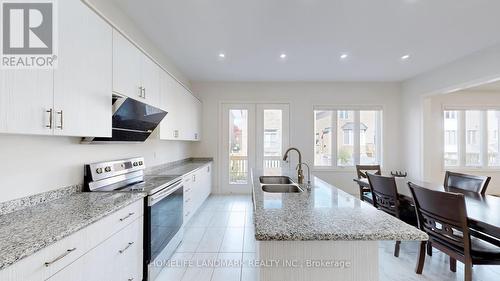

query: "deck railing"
left=229, top=156, right=283, bottom=183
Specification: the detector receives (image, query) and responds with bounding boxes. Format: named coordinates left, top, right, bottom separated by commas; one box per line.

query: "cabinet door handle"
left=56, top=110, right=63, bottom=129
left=46, top=109, right=53, bottom=129
left=119, top=242, right=134, bottom=254
left=138, top=86, right=144, bottom=98
left=44, top=247, right=77, bottom=267
left=119, top=212, right=135, bottom=222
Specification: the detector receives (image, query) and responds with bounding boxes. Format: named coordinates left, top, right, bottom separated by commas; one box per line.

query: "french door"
left=220, top=103, right=290, bottom=193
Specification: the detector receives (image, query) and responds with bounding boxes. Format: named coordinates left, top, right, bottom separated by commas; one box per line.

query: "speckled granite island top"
left=0, top=192, right=145, bottom=270
left=252, top=168, right=428, bottom=241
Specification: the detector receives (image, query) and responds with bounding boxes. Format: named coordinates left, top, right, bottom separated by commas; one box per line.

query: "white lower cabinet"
left=0, top=200, right=144, bottom=281
left=183, top=163, right=212, bottom=224
left=47, top=217, right=143, bottom=281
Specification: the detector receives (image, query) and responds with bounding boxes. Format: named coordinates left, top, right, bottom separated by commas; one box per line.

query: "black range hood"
left=83, top=95, right=168, bottom=143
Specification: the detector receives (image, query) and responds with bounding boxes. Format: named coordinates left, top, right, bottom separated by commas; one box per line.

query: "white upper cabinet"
left=140, top=55, right=161, bottom=107
left=159, top=71, right=179, bottom=139
left=159, top=74, right=202, bottom=141
left=0, top=0, right=111, bottom=137
left=0, top=70, right=53, bottom=135
left=112, top=31, right=161, bottom=107
left=54, top=0, right=112, bottom=137
left=112, top=30, right=142, bottom=100
left=192, top=94, right=202, bottom=141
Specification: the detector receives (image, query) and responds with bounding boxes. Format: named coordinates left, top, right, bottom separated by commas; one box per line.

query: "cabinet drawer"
left=46, top=216, right=143, bottom=281
left=0, top=224, right=87, bottom=281
left=84, top=199, right=143, bottom=247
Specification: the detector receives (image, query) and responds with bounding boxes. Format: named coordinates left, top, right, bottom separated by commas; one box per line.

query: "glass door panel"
left=221, top=104, right=255, bottom=193
left=256, top=104, right=290, bottom=170
left=229, top=109, right=249, bottom=184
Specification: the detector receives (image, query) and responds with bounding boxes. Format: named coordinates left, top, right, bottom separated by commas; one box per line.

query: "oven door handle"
left=148, top=181, right=182, bottom=206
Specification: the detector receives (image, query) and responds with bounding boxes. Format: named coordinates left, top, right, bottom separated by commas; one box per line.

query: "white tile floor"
left=155, top=195, right=500, bottom=281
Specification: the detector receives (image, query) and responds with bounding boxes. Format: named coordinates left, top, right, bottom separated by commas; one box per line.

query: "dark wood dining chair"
left=425, top=171, right=493, bottom=257
left=355, top=165, right=381, bottom=203
left=367, top=173, right=417, bottom=257
left=408, top=182, right=500, bottom=281
left=444, top=171, right=491, bottom=194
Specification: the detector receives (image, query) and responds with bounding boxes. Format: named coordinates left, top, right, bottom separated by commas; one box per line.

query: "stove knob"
left=96, top=168, right=103, bottom=174
left=104, top=166, right=111, bottom=172
left=133, top=162, right=138, bottom=167
left=138, top=161, right=143, bottom=166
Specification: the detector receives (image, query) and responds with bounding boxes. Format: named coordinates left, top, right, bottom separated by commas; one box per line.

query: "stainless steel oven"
left=145, top=179, right=184, bottom=280
left=83, top=157, right=184, bottom=281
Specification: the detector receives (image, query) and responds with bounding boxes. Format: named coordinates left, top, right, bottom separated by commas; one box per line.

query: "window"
left=444, top=110, right=459, bottom=166
left=488, top=111, right=500, bottom=166
left=445, top=111, right=457, bottom=119
left=314, top=111, right=333, bottom=166
left=314, top=108, right=382, bottom=167
left=343, top=129, right=353, bottom=145
left=338, top=110, right=350, bottom=119
left=443, top=109, right=500, bottom=169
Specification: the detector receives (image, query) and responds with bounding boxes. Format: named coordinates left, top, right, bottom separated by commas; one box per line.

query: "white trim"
left=444, top=105, right=500, bottom=111
left=314, top=104, right=384, bottom=111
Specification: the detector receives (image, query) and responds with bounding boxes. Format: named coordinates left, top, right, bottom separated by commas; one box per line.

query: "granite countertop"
left=147, top=159, right=212, bottom=177
left=252, top=168, right=428, bottom=241
left=0, top=192, right=145, bottom=270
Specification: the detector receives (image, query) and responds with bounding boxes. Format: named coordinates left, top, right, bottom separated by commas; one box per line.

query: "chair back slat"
left=409, top=182, right=471, bottom=254
left=356, top=165, right=381, bottom=179
left=444, top=171, right=491, bottom=194
left=367, top=173, right=399, bottom=217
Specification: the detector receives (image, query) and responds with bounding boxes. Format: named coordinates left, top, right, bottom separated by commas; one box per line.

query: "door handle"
left=56, top=110, right=63, bottom=129
left=119, top=212, right=135, bottom=222
left=139, top=86, right=144, bottom=98
left=44, top=248, right=77, bottom=267
left=46, top=109, right=53, bottom=129
left=119, top=242, right=134, bottom=254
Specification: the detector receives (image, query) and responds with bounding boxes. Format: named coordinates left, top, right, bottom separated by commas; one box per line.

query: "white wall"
left=191, top=82, right=402, bottom=195
left=0, top=1, right=195, bottom=203
left=401, top=43, right=500, bottom=180
left=423, top=91, right=500, bottom=195
left=0, top=130, right=193, bottom=203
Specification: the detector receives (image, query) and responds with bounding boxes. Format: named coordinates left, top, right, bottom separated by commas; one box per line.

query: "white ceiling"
left=112, top=0, right=500, bottom=82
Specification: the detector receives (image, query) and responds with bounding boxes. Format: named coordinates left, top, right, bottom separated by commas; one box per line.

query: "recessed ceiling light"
left=401, top=54, right=411, bottom=61
left=340, top=53, right=349, bottom=60
left=218, top=53, right=225, bottom=59
left=280, top=53, right=287, bottom=59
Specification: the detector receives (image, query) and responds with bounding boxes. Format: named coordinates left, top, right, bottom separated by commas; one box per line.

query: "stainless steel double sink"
left=259, top=176, right=303, bottom=193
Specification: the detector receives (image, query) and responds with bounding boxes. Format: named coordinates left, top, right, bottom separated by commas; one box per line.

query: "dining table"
left=354, top=177, right=500, bottom=246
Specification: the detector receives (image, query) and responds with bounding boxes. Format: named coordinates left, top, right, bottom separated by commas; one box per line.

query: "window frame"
left=313, top=105, right=383, bottom=170
left=442, top=105, right=500, bottom=171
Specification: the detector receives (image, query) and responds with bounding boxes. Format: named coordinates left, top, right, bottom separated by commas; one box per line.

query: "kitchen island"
left=251, top=168, right=428, bottom=281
